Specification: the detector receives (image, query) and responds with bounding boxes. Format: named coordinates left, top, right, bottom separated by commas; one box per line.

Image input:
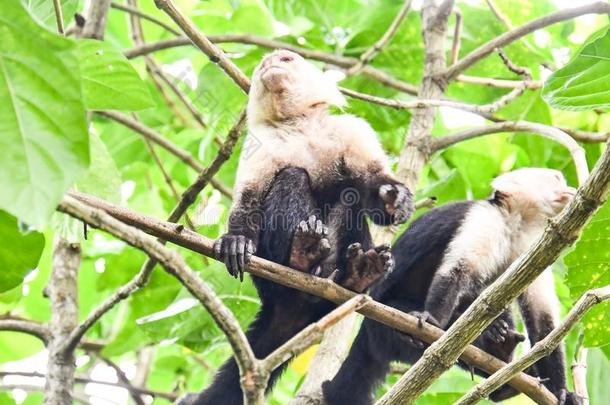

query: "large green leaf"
left=543, top=27, right=610, bottom=111
left=0, top=1, right=89, bottom=227
left=20, top=0, right=78, bottom=30
left=564, top=200, right=610, bottom=347
left=0, top=211, right=44, bottom=292
left=77, top=39, right=155, bottom=111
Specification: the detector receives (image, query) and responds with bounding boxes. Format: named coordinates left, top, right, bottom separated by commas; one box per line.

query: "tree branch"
left=347, top=0, right=412, bottom=76
left=123, top=35, right=419, bottom=95
left=60, top=110, right=245, bottom=352
left=261, top=295, right=369, bottom=373
left=58, top=196, right=259, bottom=399
left=376, top=139, right=610, bottom=404
left=154, top=0, right=250, bottom=92
left=61, top=191, right=556, bottom=404
left=457, top=74, right=541, bottom=89
left=81, top=0, right=112, bottom=39
left=52, top=0, right=65, bottom=34
left=455, top=286, right=610, bottom=405
left=0, top=318, right=49, bottom=343
left=44, top=238, right=80, bottom=405
left=0, top=371, right=177, bottom=401
left=445, top=2, right=610, bottom=80
left=110, top=2, right=180, bottom=35
left=430, top=121, right=589, bottom=185
left=450, top=8, right=462, bottom=65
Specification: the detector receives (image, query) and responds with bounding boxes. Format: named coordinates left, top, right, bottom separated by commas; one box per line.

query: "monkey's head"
left=491, top=168, right=576, bottom=218
left=248, top=50, right=346, bottom=123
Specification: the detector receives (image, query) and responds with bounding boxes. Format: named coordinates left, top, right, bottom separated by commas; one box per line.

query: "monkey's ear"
left=321, top=70, right=347, bottom=108
left=491, top=174, right=521, bottom=196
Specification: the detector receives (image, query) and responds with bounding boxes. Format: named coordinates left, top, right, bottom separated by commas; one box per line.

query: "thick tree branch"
left=58, top=196, right=259, bottom=396
left=347, top=0, right=412, bottom=75
left=456, top=286, right=610, bottom=405
left=432, top=121, right=589, bottom=184
left=44, top=238, right=80, bottom=405
left=123, top=35, right=419, bottom=95
left=81, top=0, right=112, bottom=39
left=445, top=2, right=610, bottom=80
left=154, top=0, right=251, bottom=92
left=376, top=139, right=610, bottom=404
left=110, top=2, right=180, bottom=35
left=62, top=191, right=556, bottom=404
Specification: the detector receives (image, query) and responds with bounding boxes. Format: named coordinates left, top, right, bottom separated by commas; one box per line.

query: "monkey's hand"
left=409, top=310, right=441, bottom=328
left=290, top=215, right=331, bottom=272
left=214, top=234, right=255, bottom=281
left=379, top=184, right=413, bottom=225
left=558, top=389, right=585, bottom=405
left=340, top=243, right=394, bottom=292
left=483, top=319, right=526, bottom=345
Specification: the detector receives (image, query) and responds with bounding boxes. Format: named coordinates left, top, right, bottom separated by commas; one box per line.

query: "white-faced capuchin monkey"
left=182, top=50, right=413, bottom=404
left=323, top=168, right=584, bottom=405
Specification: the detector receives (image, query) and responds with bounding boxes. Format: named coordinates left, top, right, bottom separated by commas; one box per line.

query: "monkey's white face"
left=247, top=50, right=345, bottom=123
left=492, top=168, right=576, bottom=217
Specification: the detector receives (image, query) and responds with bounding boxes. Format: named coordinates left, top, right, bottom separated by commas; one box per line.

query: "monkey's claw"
left=340, top=243, right=394, bottom=292
left=483, top=319, right=525, bottom=345
left=379, top=184, right=414, bottom=225
left=558, top=389, right=585, bottom=405
left=214, top=234, right=255, bottom=281
left=289, top=215, right=331, bottom=272
left=409, top=310, right=441, bottom=328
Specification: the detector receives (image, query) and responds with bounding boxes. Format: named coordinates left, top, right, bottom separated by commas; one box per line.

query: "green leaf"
left=0, top=211, right=45, bottom=292
left=76, top=132, right=122, bottom=203
left=0, top=1, right=89, bottom=227
left=564, top=200, right=610, bottom=347
left=21, top=0, right=78, bottom=30
left=543, top=26, right=610, bottom=111
left=77, top=39, right=154, bottom=111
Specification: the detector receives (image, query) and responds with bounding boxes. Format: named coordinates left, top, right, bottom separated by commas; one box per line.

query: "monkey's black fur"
left=323, top=200, right=582, bottom=405
left=190, top=167, right=410, bottom=404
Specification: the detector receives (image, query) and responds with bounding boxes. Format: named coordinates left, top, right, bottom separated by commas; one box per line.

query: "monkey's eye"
left=280, top=56, right=294, bottom=63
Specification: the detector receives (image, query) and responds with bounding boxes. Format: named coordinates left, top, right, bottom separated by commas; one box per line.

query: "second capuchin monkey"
left=184, top=50, right=413, bottom=404
left=323, top=168, right=583, bottom=405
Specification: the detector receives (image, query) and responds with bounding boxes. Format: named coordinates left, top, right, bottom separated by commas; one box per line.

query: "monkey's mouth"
left=260, top=65, right=287, bottom=75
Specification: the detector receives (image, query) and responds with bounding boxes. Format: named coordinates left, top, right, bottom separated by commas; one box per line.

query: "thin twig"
left=63, top=191, right=556, bottom=404
left=261, top=295, right=370, bottom=372
left=99, top=357, right=146, bottom=405
left=445, top=2, right=610, bottom=80
left=431, top=121, right=589, bottom=185
left=123, top=34, right=419, bottom=95
left=347, top=0, right=412, bottom=75
left=52, top=0, right=65, bottom=34
left=485, top=0, right=513, bottom=29
left=154, top=0, right=250, bottom=92
left=110, top=2, right=180, bottom=35
left=457, top=74, right=541, bottom=89
left=455, top=286, right=610, bottom=405
left=0, top=384, right=90, bottom=405
left=450, top=8, right=462, bottom=65
left=0, top=371, right=177, bottom=401
left=481, top=48, right=532, bottom=113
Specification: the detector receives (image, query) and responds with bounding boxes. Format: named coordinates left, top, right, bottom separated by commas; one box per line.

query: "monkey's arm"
left=421, top=261, right=470, bottom=328
left=518, top=270, right=582, bottom=404
left=214, top=186, right=262, bottom=280
left=336, top=115, right=413, bottom=225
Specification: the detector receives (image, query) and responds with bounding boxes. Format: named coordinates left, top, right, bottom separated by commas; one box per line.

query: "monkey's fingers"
left=213, top=238, right=224, bottom=260
left=227, top=238, right=238, bottom=278
left=236, top=236, right=246, bottom=280
left=347, top=242, right=362, bottom=258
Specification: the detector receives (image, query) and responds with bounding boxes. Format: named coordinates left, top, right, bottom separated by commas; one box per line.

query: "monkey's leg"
left=289, top=214, right=331, bottom=273
left=517, top=272, right=581, bottom=404
left=340, top=242, right=394, bottom=292
left=468, top=309, right=525, bottom=402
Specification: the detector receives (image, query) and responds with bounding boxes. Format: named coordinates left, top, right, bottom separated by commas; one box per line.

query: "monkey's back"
left=372, top=201, right=473, bottom=302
